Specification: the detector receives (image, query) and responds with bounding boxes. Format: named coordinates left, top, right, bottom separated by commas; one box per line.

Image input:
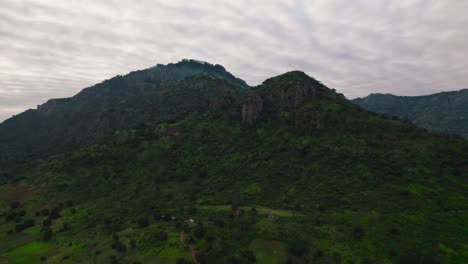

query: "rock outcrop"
left=241, top=95, right=263, bottom=125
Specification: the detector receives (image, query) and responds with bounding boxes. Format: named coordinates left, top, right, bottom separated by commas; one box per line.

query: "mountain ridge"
left=0, top=60, right=344, bottom=156
left=352, top=89, right=468, bottom=137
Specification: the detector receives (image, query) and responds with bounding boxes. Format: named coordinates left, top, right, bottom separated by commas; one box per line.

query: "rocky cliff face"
left=240, top=72, right=346, bottom=130
left=241, top=95, right=263, bottom=125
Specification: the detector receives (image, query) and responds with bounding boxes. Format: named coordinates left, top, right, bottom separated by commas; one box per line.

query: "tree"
left=10, top=201, right=20, bottom=210
left=352, top=225, right=365, bottom=240
left=155, top=230, right=168, bottom=241
left=42, top=218, right=52, bottom=227
left=15, top=218, right=34, bottom=232
left=112, top=240, right=127, bottom=253
left=42, top=228, right=53, bottom=241
left=137, top=217, right=149, bottom=228
left=289, top=240, right=310, bottom=256
left=176, top=258, right=191, bottom=264
left=242, top=250, right=256, bottom=263
left=193, top=223, right=205, bottom=238
left=130, top=239, right=137, bottom=249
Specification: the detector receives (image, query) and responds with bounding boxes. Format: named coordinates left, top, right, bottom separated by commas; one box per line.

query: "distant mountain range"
left=353, top=89, right=468, bottom=138
left=0, top=60, right=466, bottom=263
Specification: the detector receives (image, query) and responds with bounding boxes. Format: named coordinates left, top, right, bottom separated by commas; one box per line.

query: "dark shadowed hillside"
left=0, top=60, right=466, bottom=264
left=0, top=59, right=247, bottom=156
left=353, top=89, right=468, bottom=137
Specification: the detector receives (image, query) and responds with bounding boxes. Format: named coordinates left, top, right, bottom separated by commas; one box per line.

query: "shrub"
left=352, top=225, right=365, bottom=240
left=110, top=255, right=117, bottom=264
left=130, top=239, right=137, bottom=249
left=15, top=219, right=34, bottom=232
left=50, top=208, right=60, bottom=219
left=155, top=230, right=168, bottom=241
left=112, top=240, right=127, bottom=253
left=193, top=223, right=205, bottom=238
left=41, top=209, right=49, bottom=216
left=42, top=218, right=52, bottom=227
left=137, top=217, right=149, bottom=228
left=188, top=207, right=197, bottom=214
left=10, top=201, right=20, bottom=210
left=214, top=219, right=225, bottom=227
left=42, top=228, right=53, bottom=241
left=288, top=240, right=310, bottom=256
left=243, top=250, right=256, bottom=263
left=176, top=258, right=191, bottom=264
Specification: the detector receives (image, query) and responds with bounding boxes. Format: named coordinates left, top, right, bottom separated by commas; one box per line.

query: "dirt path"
left=180, top=230, right=185, bottom=245
left=180, top=230, right=198, bottom=264
left=189, top=245, right=198, bottom=264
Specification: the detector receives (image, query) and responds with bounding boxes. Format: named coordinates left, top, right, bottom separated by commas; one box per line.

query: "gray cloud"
left=1, top=0, right=467, bottom=122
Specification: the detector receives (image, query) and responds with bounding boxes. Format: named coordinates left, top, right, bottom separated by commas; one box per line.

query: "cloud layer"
left=1, top=0, right=467, bottom=122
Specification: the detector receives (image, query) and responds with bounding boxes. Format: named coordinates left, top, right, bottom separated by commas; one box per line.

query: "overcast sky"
left=1, top=0, right=467, bottom=122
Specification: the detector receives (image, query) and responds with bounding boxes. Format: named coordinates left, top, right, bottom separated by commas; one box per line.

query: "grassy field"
left=3, top=241, right=53, bottom=264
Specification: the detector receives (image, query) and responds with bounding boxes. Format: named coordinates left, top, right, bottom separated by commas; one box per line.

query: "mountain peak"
left=262, top=70, right=323, bottom=87
left=149, top=59, right=249, bottom=89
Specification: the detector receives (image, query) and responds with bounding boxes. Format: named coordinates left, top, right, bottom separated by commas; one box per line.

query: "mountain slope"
left=352, top=89, right=468, bottom=137
left=0, top=62, right=467, bottom=264
left=0, top=59, right=247, bottom=155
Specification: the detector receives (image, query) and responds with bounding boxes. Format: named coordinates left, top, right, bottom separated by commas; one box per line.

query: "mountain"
left=0, top=60, right=467, bottom=264
left=0, top=59, right=247, bottom=156
left=352, top=89, right=468, bottom=137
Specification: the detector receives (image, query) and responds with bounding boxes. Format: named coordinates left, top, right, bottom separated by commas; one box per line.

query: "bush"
left=214, top=219, right=225, bottom=227
left=243, top=250, right=256, bottom=263
left=352, top=225, right=365, bottom=240
left=196, top=251, right=208, bottom=263
left=42, top=228, right=53, bottom=241
left=10, top=201, right=20, bottom=210
left=176, top=258, right=191, bottom=264
left=41, top=209, right=49, bottom=216
left=188, top=207, right=197, bottom=214
left=112, top=240, right=127, bottom=253
left=193, top=223, right=205, bottom=238
left=110, top=255, right=117, bottom=264
left=42, top=218, right=52, bottom=227
left=15, top=219, right=34, bottom=232
left=130, top=239, right=137, bottom=249
left=155, top=230, right=168, bottom=241
left=288, top=240, right=310, bottom=256
left=137, top=217, right=149, bottom=228
left=50, top=208, right=60, bottom=219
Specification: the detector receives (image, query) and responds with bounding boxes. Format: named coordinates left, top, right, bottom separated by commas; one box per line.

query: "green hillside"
left=0, top=61, right=467, bottom=263
left=353, top=90, right=468, bottom=138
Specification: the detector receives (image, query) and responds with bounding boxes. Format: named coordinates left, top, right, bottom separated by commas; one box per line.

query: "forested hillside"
left=0, top=60, right=466, bottom=264
left=353, top=89, right=468, bottom=138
